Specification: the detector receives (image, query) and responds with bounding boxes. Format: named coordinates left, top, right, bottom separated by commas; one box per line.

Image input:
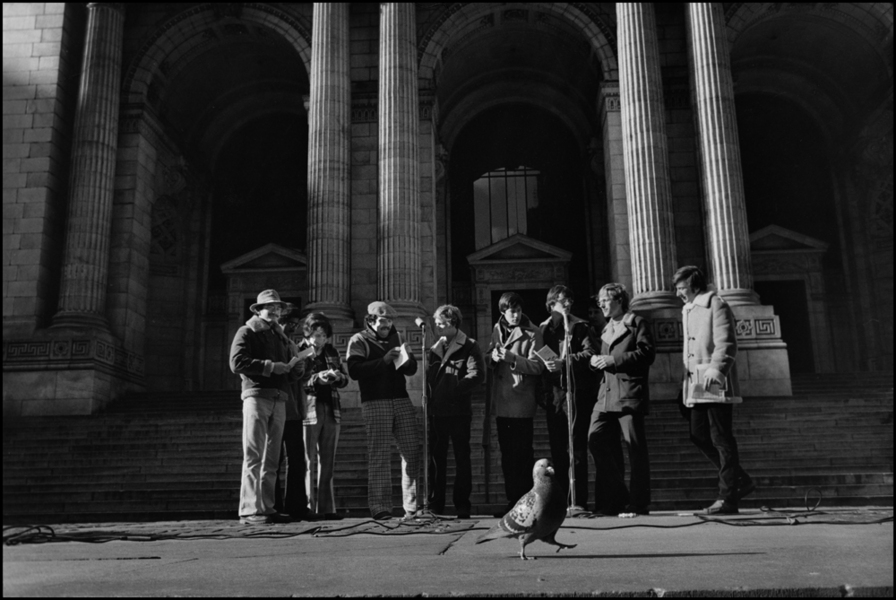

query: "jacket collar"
left=246, top=315, right=273, bottom=332
left=496, top=320, right=537, bottom=347
left=601, top=312, right=635, bottom=346
left=684, top=290, right=716, bottom=311
left=431, top=329, right=468, bottom=362
left=360, top=325, right=399, bottom=350
left=539, top=313, right=587, bottom=332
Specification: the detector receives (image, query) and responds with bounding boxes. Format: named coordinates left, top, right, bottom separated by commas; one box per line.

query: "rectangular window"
left=473, top=167, right=540, bottom=250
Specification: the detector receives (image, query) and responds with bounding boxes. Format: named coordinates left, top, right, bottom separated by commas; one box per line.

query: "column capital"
left=597, top=80, right=621, bottom=114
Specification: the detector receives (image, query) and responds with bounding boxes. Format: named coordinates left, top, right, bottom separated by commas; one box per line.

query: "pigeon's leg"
left=518, top=539, right=535, bottom=560
left=543, top=533, right=577, bottom=553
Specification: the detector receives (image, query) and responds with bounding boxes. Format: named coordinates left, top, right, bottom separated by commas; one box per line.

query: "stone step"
left=3, top=379, right=891, bottom=524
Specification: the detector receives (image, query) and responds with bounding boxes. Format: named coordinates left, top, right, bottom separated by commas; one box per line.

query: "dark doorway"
left=491, top=289, right=550, bottom=329
left=754, top=280, right=815, bottom=373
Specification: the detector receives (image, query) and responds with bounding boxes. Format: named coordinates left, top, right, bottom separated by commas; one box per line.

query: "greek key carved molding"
left=4, top=338, right=145, bottom=378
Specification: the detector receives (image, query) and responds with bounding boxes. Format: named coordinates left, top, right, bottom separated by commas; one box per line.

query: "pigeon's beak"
left=546, top=466, right=554, bottom=475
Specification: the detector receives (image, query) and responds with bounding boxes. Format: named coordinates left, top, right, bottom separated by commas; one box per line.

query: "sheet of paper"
left=289, top=346, right=315, bottom=367
left=394, top=344, right=410, bottom=368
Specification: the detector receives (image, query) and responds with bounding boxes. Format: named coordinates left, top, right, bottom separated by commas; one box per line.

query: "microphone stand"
left=563, top=311, right=577, bottom=515
left=419, top=319, right=431, bottom=516
left=416, top=318, right=454, bottom=521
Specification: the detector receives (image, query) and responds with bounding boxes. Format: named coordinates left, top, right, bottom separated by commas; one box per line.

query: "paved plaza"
left=4, top=507, right=893, bottom=597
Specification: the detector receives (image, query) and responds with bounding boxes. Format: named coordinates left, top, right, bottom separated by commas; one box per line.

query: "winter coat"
left=487, top=315, right=545, bottom=418
left=229, top=315, right=304, bottom=401
left=592, top=312, right=656, bottom=414
left=426, top=330, right=485, bottom=417
left=346, top=325, right=417, bottom=402
left=681, top=290, right=742, bottom=405
left=299, top=340, right=348, bottom=425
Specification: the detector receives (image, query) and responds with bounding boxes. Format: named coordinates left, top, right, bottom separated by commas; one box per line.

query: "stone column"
left=617, top=3, right=679, bottom=310
left=53, top=3, right=125, bottom=329
left=686, top=3, right=791, bottom=397
left=305, top=3, right=353, bottom=325
left=598, top=81, right=633, bottom=291
left=686, top=2, right=757, bottom=306
left=378, top=3, right=423, bottom=316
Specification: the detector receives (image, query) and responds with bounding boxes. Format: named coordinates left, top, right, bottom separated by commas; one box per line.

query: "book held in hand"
left=534, top=345, right=560, bottom=366
left=289, top=345, right=315, bottom=368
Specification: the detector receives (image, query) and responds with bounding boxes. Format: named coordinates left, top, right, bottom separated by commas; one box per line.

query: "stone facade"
left=4, top=3, right=893, bottom=415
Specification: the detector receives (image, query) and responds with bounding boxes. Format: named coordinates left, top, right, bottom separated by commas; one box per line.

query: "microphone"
left=415, top=317, right=426, bottom=328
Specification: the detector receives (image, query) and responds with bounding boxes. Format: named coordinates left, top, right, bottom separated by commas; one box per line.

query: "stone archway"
left=114, top=5, right=312, bottom=394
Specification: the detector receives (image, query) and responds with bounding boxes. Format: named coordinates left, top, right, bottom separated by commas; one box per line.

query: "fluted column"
left=617, top=3, right=679, bottom=310
left=377, top=3, right=423, bottom=315
left=687, top=2, right=757, bottom=305
left=53, top=3, right=125, bottom=329
left=305, top=3, right=353, bottom=323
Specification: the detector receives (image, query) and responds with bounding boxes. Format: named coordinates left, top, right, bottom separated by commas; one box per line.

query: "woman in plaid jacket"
left=299, top=312, right=348, bottom=520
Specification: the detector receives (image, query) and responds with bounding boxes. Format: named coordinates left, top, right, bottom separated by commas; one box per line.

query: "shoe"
left=597, top=506, right=626, bottom=517
left=737, top=480, right=757, bottom=501
left=298, top=511, right=322, bottom=522
left=567, top=505, right=589, bottom=517
left=400, top=510, right=421, bottom=521
left=267, top=512, right=292, bottom=523
left=373, top=510, right=392, bottom=520
left=457, top=513, right=471, bottom=519
left=239, top=514, right=272, bottom=525
left=323, top=513, right=343, bottom=520
left=622, top=504, right=650, bottom=516
left=702, top=500, right=738, bottom=515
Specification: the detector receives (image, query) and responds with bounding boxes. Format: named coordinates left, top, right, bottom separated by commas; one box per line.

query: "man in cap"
left=346, top=301, right=420, bottom=520
left=230, top=289, right=305, bottom=525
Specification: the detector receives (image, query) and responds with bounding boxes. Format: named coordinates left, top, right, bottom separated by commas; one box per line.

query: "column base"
left=717, top=288, right=761, bottom=307
left=631, top=291, right=680, bottom=311
left=3, top=327, right=145, bottom=417
left=634, top=303, right=792, bottom=398
left=51, top=311, right=110, bottom=332
left=302, top=302, right=356, bottom=331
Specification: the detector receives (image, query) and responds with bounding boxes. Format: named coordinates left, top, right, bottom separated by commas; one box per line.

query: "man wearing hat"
left=346, top=301, right=420, bottom=520
left=230, top=289, right=305, bottom=525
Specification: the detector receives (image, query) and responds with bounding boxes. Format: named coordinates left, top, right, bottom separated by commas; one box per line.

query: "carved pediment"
left=220, top=243, right=307, bottom=274
left=466, top=234, right=572, bottom=264
left=749, top=225, right=829, bottom=253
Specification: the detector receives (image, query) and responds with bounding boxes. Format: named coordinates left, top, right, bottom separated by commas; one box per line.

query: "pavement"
left=3, top=507, right=893, bottom=597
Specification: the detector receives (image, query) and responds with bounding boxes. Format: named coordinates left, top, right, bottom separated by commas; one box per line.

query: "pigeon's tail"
left=475, top=528, right=503, bottom=544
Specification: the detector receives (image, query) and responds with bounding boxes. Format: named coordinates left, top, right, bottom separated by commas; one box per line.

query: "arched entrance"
left=428, top=5, right=610, bottom=341
left=730, top=5, right=894, bottom=372
left=130, top=7, right=311, bottom=392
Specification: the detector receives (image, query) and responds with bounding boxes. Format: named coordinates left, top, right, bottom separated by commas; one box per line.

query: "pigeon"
left=476, top=458, right=577, bottom=560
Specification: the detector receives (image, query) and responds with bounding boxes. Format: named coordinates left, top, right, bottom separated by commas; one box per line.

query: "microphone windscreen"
left=415, top=317, right=426, bottom=328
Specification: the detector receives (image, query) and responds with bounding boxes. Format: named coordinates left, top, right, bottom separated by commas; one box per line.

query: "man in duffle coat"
left=674, top=265, right=756, bottom=515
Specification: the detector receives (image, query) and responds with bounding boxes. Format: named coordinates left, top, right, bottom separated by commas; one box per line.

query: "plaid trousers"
left=361, top=397, right=420, bottom=517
